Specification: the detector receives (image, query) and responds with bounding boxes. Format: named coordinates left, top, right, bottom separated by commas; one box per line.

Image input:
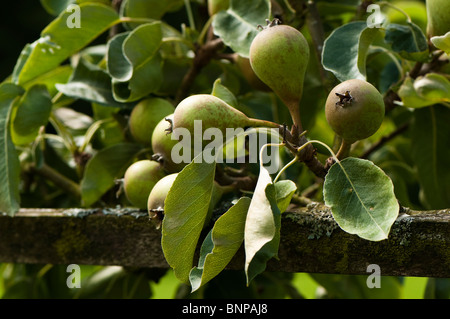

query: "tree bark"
left=0, top=205, right=448, bottom=278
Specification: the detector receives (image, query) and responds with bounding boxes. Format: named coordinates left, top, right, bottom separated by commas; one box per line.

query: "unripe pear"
left=173, top=94, right=279, bottom=147
left=123, top=160, right=166, bottom=209
left=147, top=172, right=228, bottom=228
left=426, top=0, right=450, bottom=37
left=325, top=79, right=385, bottom=144
left=147, top=173, right=178, bottom=213
left=151, top=114, right=187, bottom=173
left=250, top=21, right=309, bottom=128
left=128, top=97, right=174, bottom=146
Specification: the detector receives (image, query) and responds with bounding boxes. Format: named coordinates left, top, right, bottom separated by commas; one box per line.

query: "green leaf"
left=212, top=0, right=271, bottom=58
left=107, top=33, right=132, bottom=82
left=211, top=78, right=238, bottom=108
left=21, top=65, right=72, bottom=97
left=384, top=22, right=429, bottom=62
left=161, top=156, right=217, bottom=284
left=411, top=105, right=450, bottom=209
left=40, top=0, right=110, bottom=16
left=56, top=59, right=125, bottom=108
left=40, top=0, right=74, bottom=16
left=0, top=83, right=25, bottom=216
left=14, top=3, right=119, bottom=85
left=189, top=196, right=251, bottom=292
left=413, top=73, right=450, bottom=102
left=322, top=21, right=380, bottom=82
left=431, top=32, right=450, bottom=55
left=398, top=76, right=435, bottom=108
left=323, top=157, right=399, bottom=241
left=11, top=84, right=53, bottom=145
left=120, top=0, right=184, bottom=29
left=274, top=180, right=297, bottom=213
left=398, top=74, right=450, bottom=108
left=80, top=142, right=141, bottom=207
left=110, top=22, right=164, bottom=102
left=244, top=165, right=281, bottom=285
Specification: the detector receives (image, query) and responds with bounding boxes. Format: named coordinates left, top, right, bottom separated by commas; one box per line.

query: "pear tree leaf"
left=80, top=142, right=141, bottom=207
left=411, top=105, right=450, bottom=209
left=40, top=0, right=110, bottom=16
left=0, top=83, right=25, bottom=216
left=212, top=0, right=271, bottom=58
left=21, top=65, right=72, bottom=97
left=120, top=0, right=184, bottom=29
left=56, top=58, right=126, bottom=108
left=398, top=74, right=450, bottom=108
left=384, top=22, right=429, bottom=62
left=430, top=32, right=450, bottom=55
left=13, top=3, right=120, bottom=85
left=413, top=73, right=450, bottom=102
left=398, top=76, right=436, bottom=108
left=211, top=78, right=238, bottom=108
left=107, top=33, right=132, bottom=82
left=189, top=196, right=251, bottom=292
left=244, top=164, right=281, bottom=284
left=322, top=21, right=381, bottom=82
left=110, top=22, right=163, bottom=102
left=323, top=157, right=399, bottom=241
left=274, top=180, right=297, bottom=213
left=12, top=84, right=53, bottom=145
left=161, top=155, right=217, bottom=284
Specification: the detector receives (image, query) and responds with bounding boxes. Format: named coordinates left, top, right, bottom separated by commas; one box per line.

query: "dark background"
left=0, top=2, right=53, bottom=81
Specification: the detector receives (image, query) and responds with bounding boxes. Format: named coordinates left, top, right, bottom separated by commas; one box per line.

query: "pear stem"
left=247, top=118, right=282, bottom=129
left=336, top=139, right=352, bottom=160
left=284, top=99, right=303, bottom=134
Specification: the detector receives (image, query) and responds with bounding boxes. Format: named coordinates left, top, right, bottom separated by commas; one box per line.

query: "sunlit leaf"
left=14, top=3, right=119, bottom=85
left=411, top=105, right=450, bottom=209
left=12, top=84, right=52, bottom=145
left=161, top=156, right=216, bottom=284
left=430, top=32, right=450, bottom=55
left=120, top=0, right=183, bottom=29
left=244, top=164, right=281, bottom=284
left=189, top=197, right=251, bottom=292
left=212, top=0, right=270, bottom=57
left=274, top=180, right=297, bottom=213
left=0, top=83, right=25, bottom=216
left=322, top=21, right=380, bottom=82
left=110, top=22, right=164, bottom=102
left=323, top=157, right=399, bottom=241
left=56, top=59, right=125, bottom=108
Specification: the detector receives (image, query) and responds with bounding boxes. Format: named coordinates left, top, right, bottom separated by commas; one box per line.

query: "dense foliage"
left=0, top=0, right=449, bottom=298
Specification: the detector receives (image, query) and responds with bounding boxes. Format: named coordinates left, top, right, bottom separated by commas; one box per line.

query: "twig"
left=109, top=0, right=123, bottom=39
left=175, top=37, right=224, bottom=103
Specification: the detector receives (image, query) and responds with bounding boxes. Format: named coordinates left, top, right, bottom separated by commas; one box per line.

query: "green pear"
left=249, top=21, right=310, bottom=128
left=325, top=79, right=385, bottom=144
left=151, top=114, right=187, bottom=173
left=128, top=97, right=174, bottom=146
left=147, top=173, right=179, bottom=213
left=172, top=94, right=279, bottom=148
left=123, top=160, right=166, bottom=209
left=426, top=0, right=450, bottom=37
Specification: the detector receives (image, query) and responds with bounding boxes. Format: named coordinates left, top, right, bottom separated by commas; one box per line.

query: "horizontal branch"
left=0, top=205, right=449, bottom=278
